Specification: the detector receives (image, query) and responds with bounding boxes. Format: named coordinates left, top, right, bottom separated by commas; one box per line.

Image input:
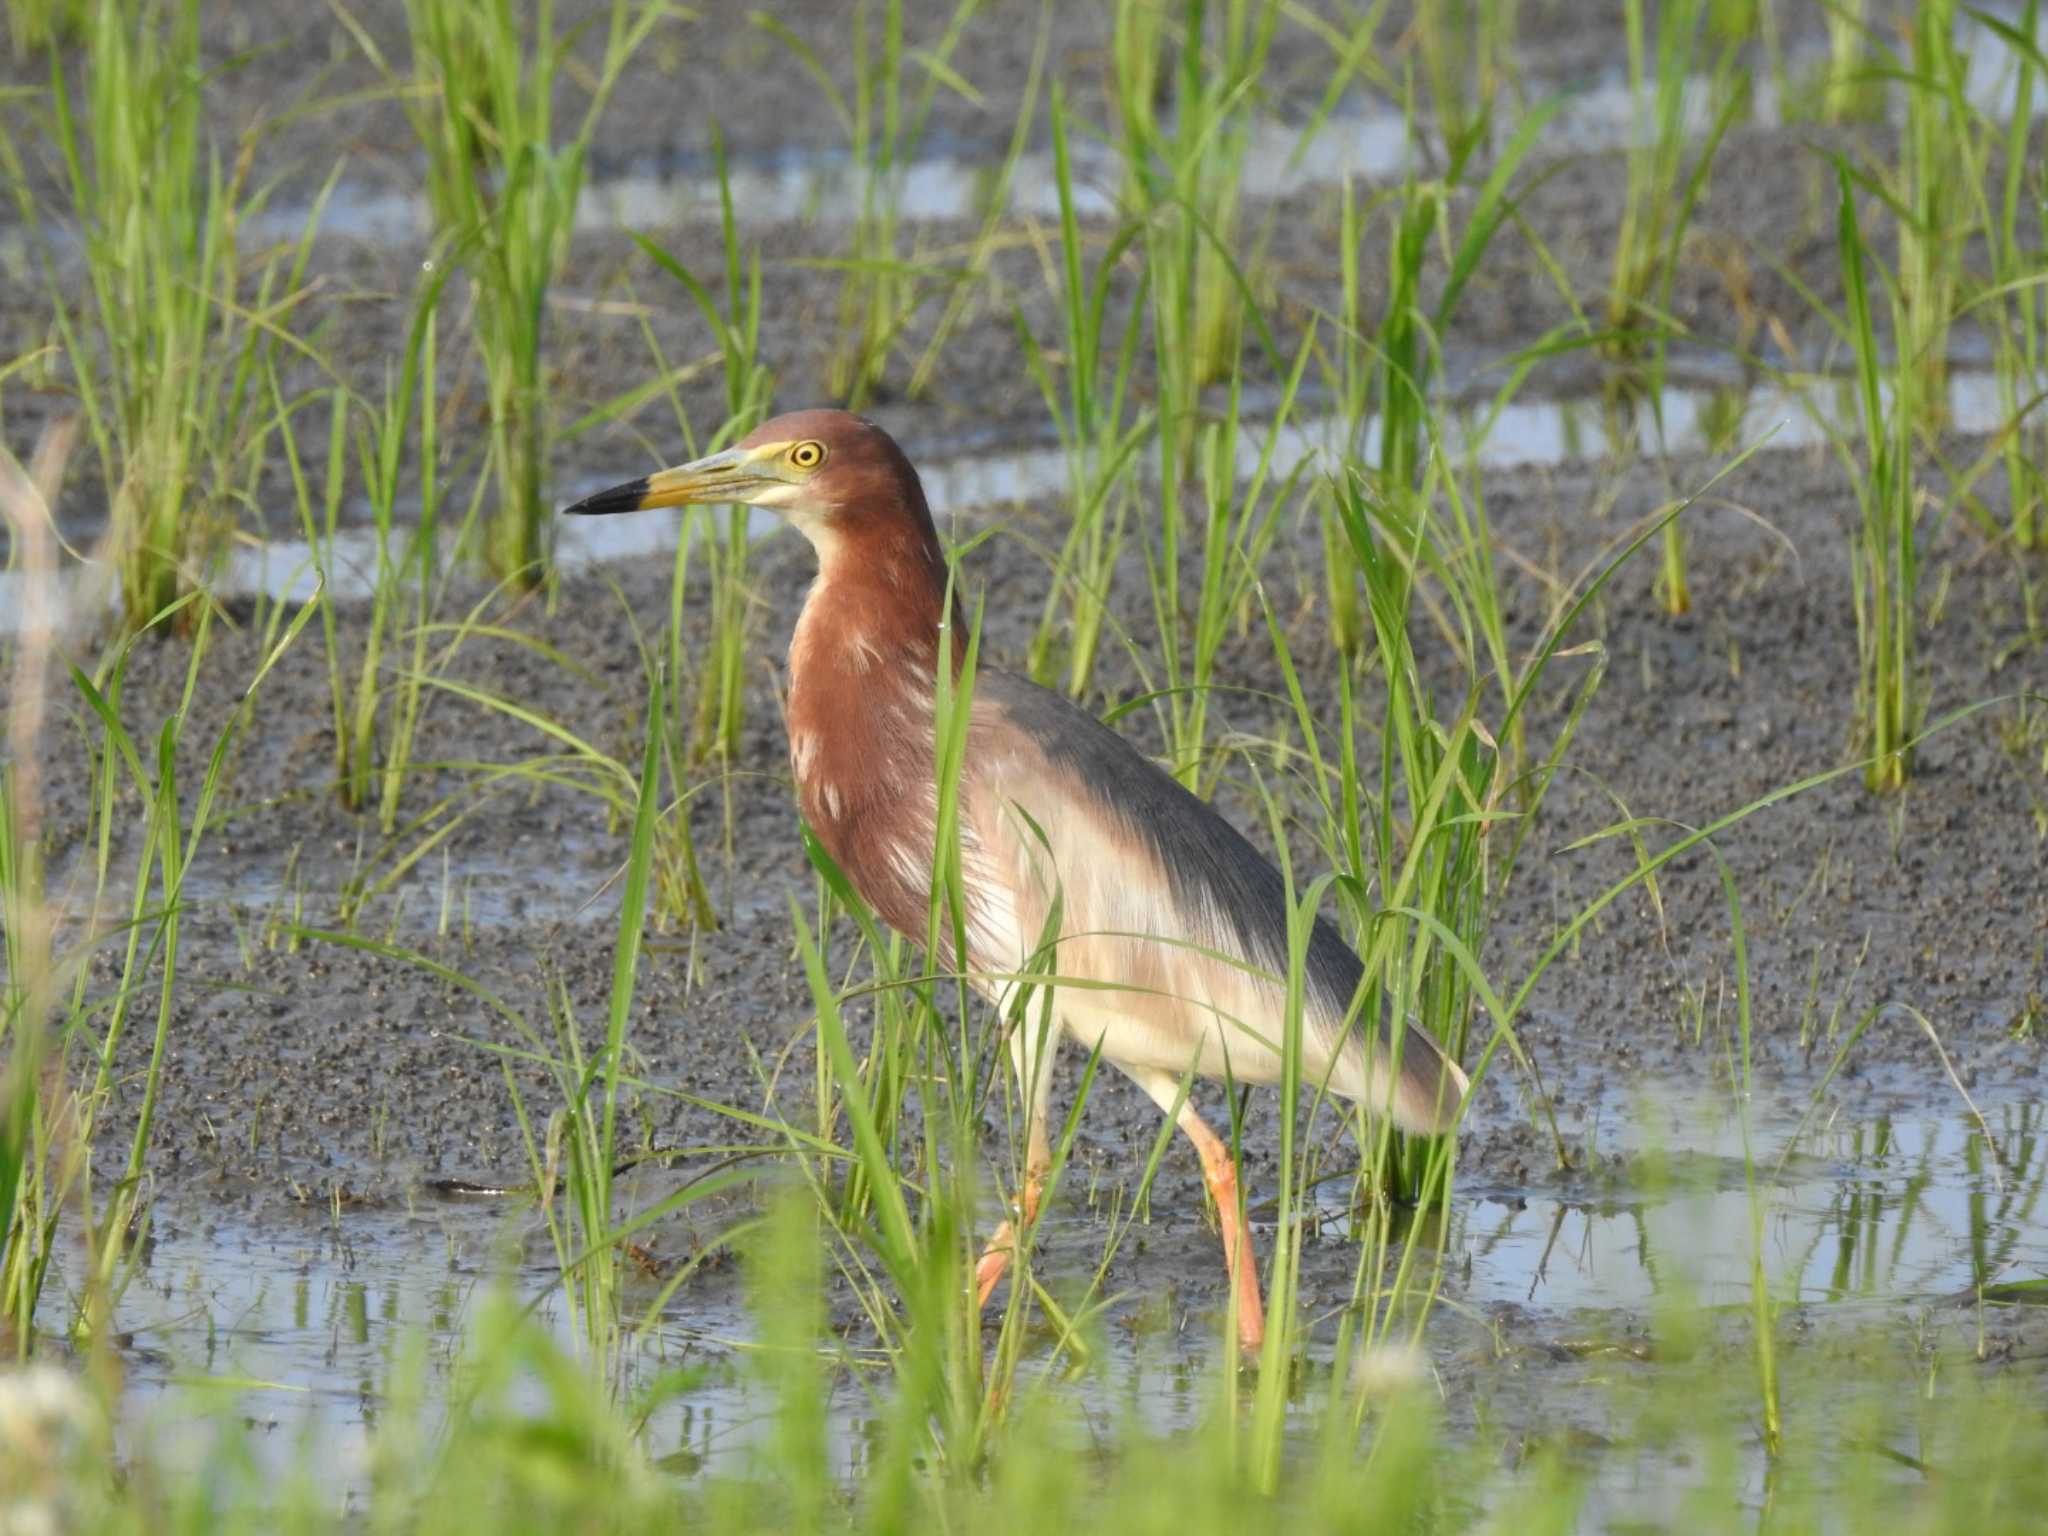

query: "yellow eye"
left=789, top=441, right=826, bottom=470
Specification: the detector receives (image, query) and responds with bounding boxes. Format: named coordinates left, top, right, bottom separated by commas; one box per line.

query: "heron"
left=564, top=408, right=1467, bottom=1351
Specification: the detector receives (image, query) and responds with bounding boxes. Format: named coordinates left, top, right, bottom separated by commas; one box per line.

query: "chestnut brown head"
left=561, top=408, right=939, bottom=564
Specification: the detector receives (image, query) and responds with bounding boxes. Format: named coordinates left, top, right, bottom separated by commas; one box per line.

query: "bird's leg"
left=1129, top=1068, right=1265, bottom=1353
left=971, top=1155, right=1045, bottom=1308
left=974, top=1013, right=1058, bottom=1310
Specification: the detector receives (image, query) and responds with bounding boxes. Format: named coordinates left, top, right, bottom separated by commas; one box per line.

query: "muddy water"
left=98, top=1084, right=2045, bottom=1503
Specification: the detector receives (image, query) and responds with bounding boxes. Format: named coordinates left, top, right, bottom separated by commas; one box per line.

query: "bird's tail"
left=1377, top=1020, right=1470, bottom=1136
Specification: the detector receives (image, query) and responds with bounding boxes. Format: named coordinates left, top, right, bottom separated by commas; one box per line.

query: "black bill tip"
left=561, top=476, right=652, bottom=517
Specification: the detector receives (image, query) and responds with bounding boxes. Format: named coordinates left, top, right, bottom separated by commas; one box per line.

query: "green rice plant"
left=617, top=127, right=776, bottom=770
left=4, top=0, right=85, bottom=54
left=526, top=666, right=668, bottom=1373
left=344, top=0, right=669, bottom=586
left=1020, top=83, right=1152, bottom=700
left=1112, top=0, right=1283, bottom=405
left=3, top=0, right=327, bottom=634
left=0, top=559, right=318, bottom=1349
left=337, top=613, right=718, bottom=931
left=1413, top=0, right=1522, bottom=156
left=1320, top=93, right=1571, bottom=664
left=1823, top=0, right=1875, bottom=121
left=67, top=599, right=316, bottom=1337
left=1833, top=165, right=1926, bottom=792
left=1962, top=2, right=2047, bottom=550
left=1888, top=0, right=1976, bottom=444
left=279, top=265, right=455, bottom=829
left=1146, top=344, right=1315, bottom=794
left=752, top=0, right=985, bottom=408
left=1605, top=0, right=1744, bottom=615
left=1286, top=441, right=1777, bottom=1222
left=304, top=678, right=747, bottom=1383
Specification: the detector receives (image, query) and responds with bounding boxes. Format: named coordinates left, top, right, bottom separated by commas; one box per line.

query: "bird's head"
left=562, top=408, right=936, bottom=564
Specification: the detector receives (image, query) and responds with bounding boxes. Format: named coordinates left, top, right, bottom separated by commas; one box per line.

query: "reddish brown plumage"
left=755, top=412, right=963, bottom=941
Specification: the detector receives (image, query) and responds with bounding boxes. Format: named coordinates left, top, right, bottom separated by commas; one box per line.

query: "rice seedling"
left=342, top=0, right=670, bottom=586
left=1962, top=1, right=2047, bottom=550
left=280, top=264, right=456, bottom=829
left=1888, top=0, right=1976, bottom=444
left=1112, top=0, right=1283, bottom=405
left=521, top=665, right=677, bottom=1373
left=65, top=598, right=319, bottom=1337
left=1412, top=0, right=1522, bottom=156
left=1020, top=83, right=1152, bottom=700
left=3, top=0, right=86, bottom=54
left=1320, top=92, right=1572, bottom=666
left=752, top=0, right=985, bottom=408
left=3, top=0, right=328, bottom=633
left=0, top=488, right=319, bottom=1352
left=1604, top=0, right=1744, bottom=615
left=1831, top=165, right=1926, bottom=792
left=616, top=127, right=775, bottom=770
left=299, top=679, right=747, bottom=1384
left=1145, top=346, right=1315, bottom=794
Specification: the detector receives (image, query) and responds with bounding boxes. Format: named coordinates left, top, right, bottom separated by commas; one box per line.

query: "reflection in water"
left=75, top=1088, right=2047, bottom=1502
left=1458, top=1095, right=2048, bottom=1312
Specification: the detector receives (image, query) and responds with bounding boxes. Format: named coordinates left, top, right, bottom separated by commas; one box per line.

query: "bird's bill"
left=560, top=445, right=787, bottom=517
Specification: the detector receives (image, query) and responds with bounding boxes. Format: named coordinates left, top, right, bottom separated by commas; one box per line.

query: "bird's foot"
left=973, top=1218, right=1017, bottom=1308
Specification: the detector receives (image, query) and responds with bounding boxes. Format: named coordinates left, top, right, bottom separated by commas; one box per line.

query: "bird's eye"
left=789, top=441, right=826, bottom=470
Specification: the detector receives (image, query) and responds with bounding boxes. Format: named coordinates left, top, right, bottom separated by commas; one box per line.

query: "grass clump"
left=752, top=0, right=986, bottom=409
left=1319, top=94, right=1568, bottom=669
left=620, top=128, right=776, bottom=770
left=3, top=0, right=85, bottom=55
left=1114, top=0, right=1282, bottom=407
left=1020, top=83, right=1151, bottom=700
left=1829, top=169, right=1928, bottom=793
left=282, top=269, right=469, bottom=829
left=1966, top=1, right=2048, bottom=551
left=1604, top=0, right=1744, bottom=616
left=3, top=0, right=324, bottom=634
left=345, top=0, right=671, bottom=587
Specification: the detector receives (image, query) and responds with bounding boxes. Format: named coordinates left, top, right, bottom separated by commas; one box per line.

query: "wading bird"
left=564, top=409, right=1466, bottom=1350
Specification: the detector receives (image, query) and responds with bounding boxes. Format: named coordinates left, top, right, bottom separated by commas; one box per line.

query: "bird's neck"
left=783, top=519, right=961, bottom=919
left=787, top=515, right=960, bottom=691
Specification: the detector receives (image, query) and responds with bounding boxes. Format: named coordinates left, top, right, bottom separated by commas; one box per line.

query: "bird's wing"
left=962, top=669, right=1467, bottom=1135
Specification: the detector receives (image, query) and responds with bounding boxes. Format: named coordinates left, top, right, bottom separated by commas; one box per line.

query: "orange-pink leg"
left=1129, top=1067, right=1265, bottom=1352
left=972, top=1161, right=1045, bottom=1307
left=975, top=1016, right=1057, bottom=1310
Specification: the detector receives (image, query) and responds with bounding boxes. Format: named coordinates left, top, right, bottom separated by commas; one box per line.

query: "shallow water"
left=1460, top=1093, right=2047, bottom=1314
left=3, top=359, right=2023, bottom=637
left=79, top=1084, right=2045, bottom=1504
